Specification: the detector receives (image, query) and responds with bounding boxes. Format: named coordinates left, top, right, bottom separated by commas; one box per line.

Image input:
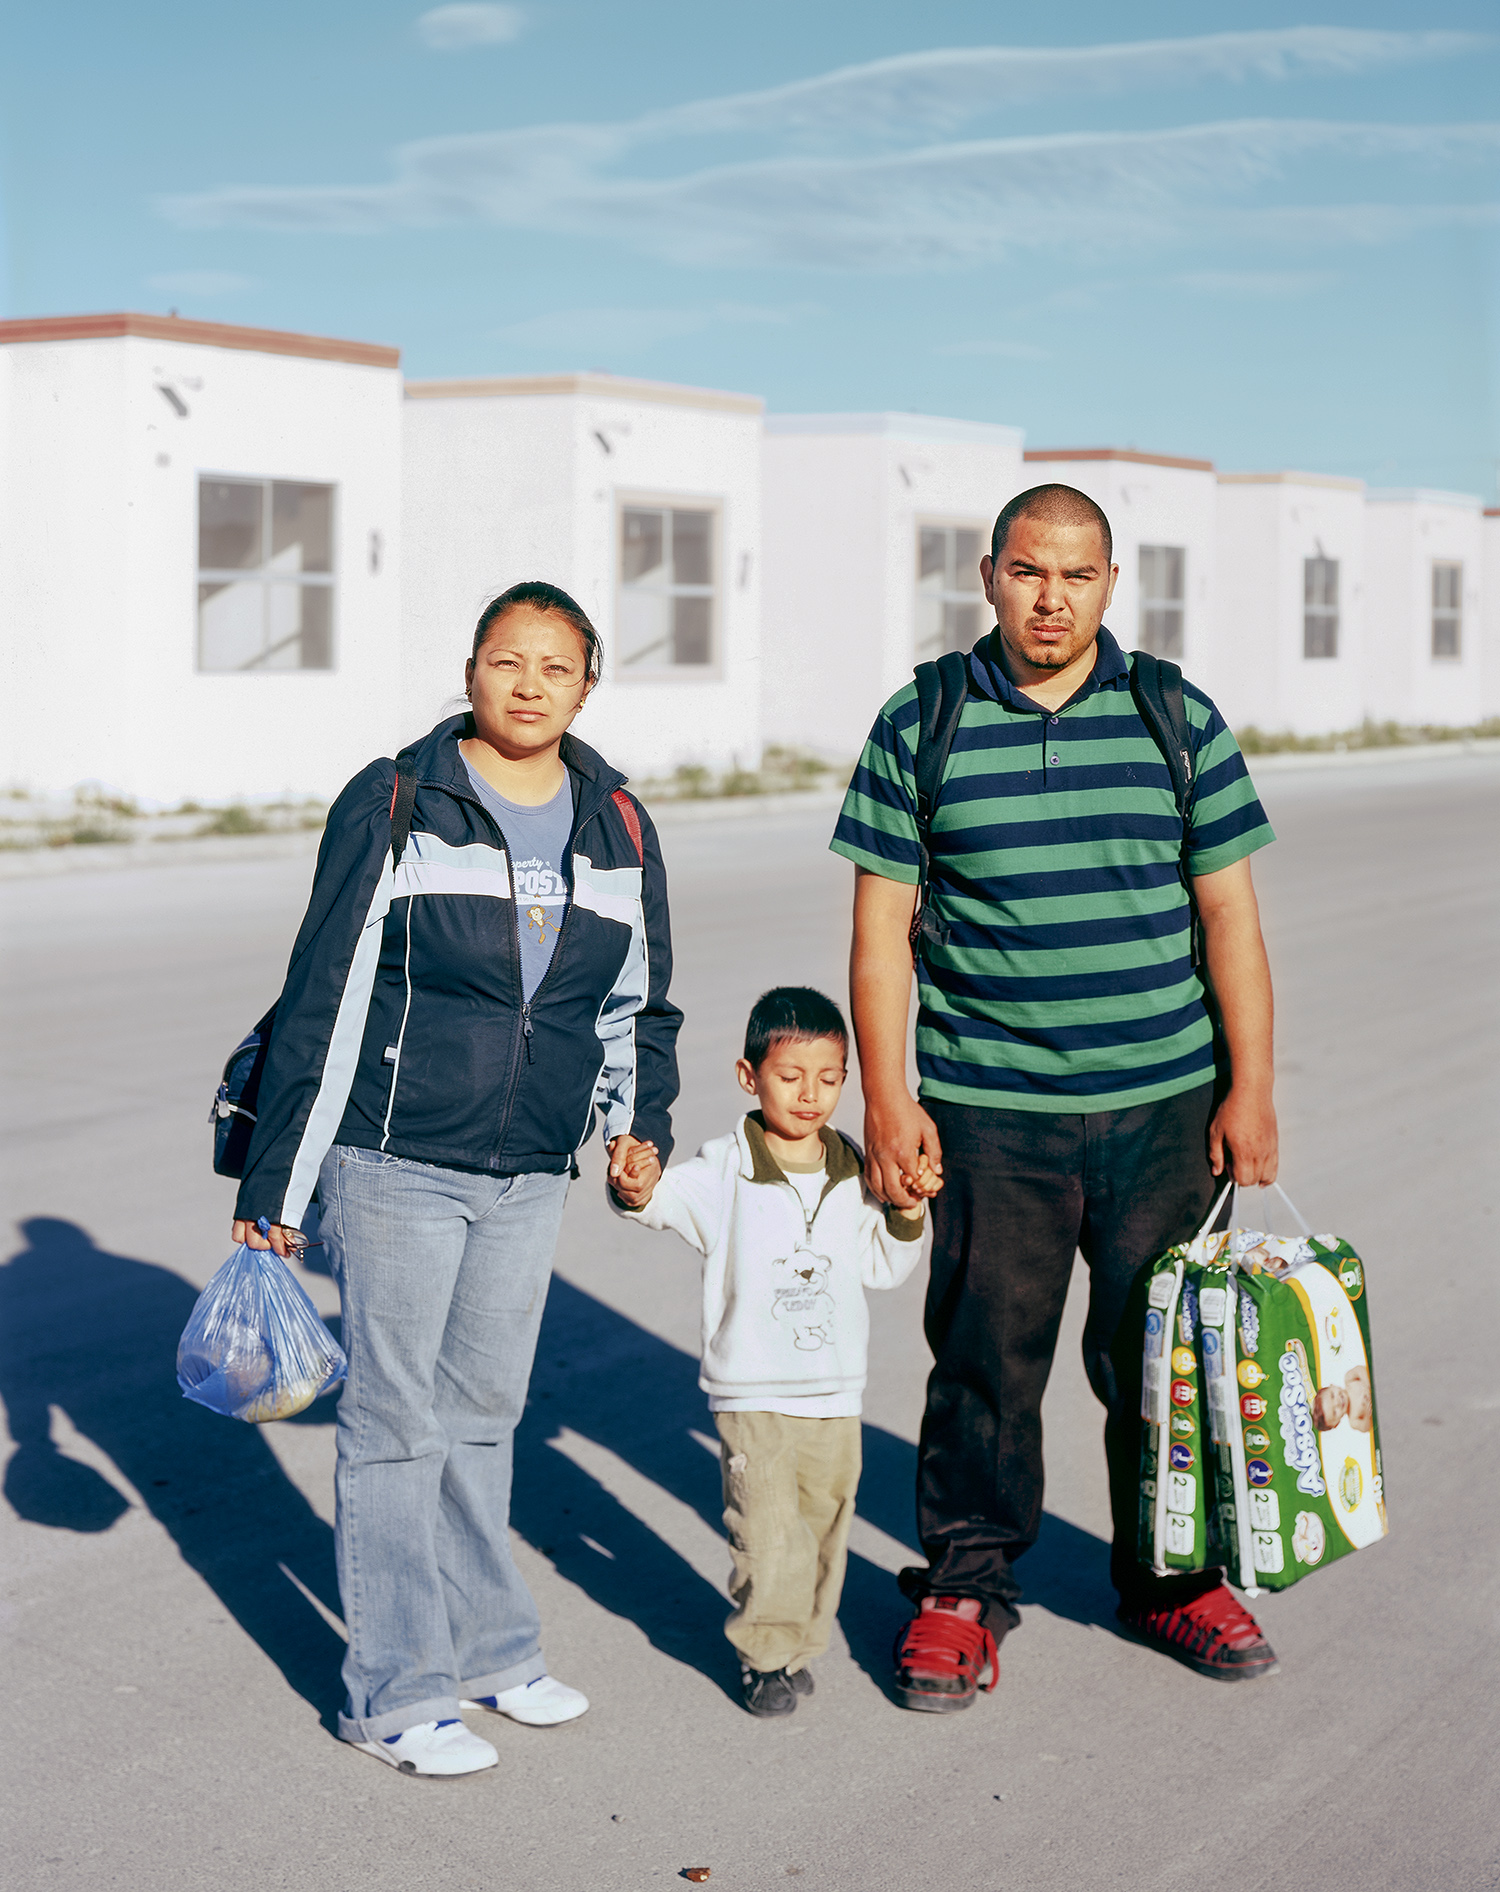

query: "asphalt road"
left=3, top=751, right=1498, bottom=1892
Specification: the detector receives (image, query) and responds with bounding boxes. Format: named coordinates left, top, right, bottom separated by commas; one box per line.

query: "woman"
left=232, top=581, right=680, bottom=1776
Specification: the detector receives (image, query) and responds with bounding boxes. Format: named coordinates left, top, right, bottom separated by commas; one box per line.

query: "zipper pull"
left=521, top=1001, right=534, bottom=1064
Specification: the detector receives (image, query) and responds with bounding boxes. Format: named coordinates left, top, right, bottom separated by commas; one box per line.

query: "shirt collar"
left=966, top=624, right=1130, bottom=713
left=740, top=1112, right=861, bottom=1188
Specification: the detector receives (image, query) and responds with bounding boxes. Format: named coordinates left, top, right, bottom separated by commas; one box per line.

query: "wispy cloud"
left=146, top=269, right=255, bottom=297
left=1205, top=201, right=1500, bottom=247
left=164, top=118, right=1500, bottom=268
left=159, top=30, right=1499, bottom=273
left=416, top=5, right=523, bottom=50
left=1177, top=268, right=1337, bottom=298
left=492, top=302, right=805, bottom=354
left=618, top=29, right=1489, bottom=145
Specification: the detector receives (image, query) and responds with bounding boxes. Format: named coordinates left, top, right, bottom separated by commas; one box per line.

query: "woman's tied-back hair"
left=471, top=581, right=604, bottom=686
left=744, top=987, right=849, bottom=1069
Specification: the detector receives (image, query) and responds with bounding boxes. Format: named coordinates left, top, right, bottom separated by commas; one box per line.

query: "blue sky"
left=2, top=1, right=1496, bottom=494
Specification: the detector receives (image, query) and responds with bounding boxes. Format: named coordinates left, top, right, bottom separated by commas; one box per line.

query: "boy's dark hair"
left=744, top=987, right=849, bottom=1068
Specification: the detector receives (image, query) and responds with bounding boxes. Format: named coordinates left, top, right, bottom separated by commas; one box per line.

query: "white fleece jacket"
left=617, top=1112, right=924, bottom=1404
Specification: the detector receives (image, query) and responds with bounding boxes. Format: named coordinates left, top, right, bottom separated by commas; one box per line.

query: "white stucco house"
left=1212, top=472, right=1369, bottom=737
left=0, top=312, right=404, bottom=805
left=1362, top=490, right=1486, bottom=728
left=760, top=412, right=1026, bottom=760
left=3, top=311, right=1494, bottom=812
left=402, top=371, right=763, bottom=780
left=1019, top=445, right=1223, bottom=695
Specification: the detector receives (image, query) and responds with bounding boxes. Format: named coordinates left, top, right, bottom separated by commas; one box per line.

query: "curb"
left=5, top=745, right=1494, bottom=882
left=1245, top=738, right=1500, bottom=776
left=0, top=829, right=325, bottom=882
left=0, top=791, right=848, bottom=882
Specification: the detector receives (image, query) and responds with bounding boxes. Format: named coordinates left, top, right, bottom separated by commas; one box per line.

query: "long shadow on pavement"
left=511, top=1276, right=1119, bottom=1699
left=0, top=1228, right=1116, bottom=1721
left=0, top=1217, right=348, bottom=1728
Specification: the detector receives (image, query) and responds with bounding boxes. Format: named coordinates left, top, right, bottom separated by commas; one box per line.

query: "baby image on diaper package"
left=1196, top=1227, right=1386, bottom=1593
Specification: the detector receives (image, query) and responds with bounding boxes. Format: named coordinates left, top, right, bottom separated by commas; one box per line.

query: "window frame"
left=613, top=492, right=725, bottom=681
left=1431, top=560, right=1463, bottom=662
left=913, top=517, right=989, bottom=662
left=1137, top=543, right=1187, bottom=661
left=1302, top=555, right=1340, bottom=661
left=196, top=472, right=338, bottom=675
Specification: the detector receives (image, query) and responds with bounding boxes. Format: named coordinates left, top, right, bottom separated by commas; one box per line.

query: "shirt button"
left=1050, top=715, right=1060, bottom=725
left=1049, top=753, right=1060, bottom=765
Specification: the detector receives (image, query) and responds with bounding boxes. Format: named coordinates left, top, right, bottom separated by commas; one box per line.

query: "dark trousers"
left=902, top=1084, right=1225, bottom=1638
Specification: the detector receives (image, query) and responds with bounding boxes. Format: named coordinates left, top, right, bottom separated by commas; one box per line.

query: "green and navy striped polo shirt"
left=830, top=627, right=1274, bottom=1114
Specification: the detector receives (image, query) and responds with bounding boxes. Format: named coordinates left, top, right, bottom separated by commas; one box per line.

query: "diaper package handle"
left=1190, top=1179, right=1310, bottom=1247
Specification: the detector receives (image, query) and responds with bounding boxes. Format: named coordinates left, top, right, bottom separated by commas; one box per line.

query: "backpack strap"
left=610, top=787, right=645, bottom=866
left=909, top=649, right=969, bottom=956
left=1129, top=652, right=1206, bottom=967
left=1129, top=651, right=1194, bottom=818
left=388, top=751, right=419, bottom=868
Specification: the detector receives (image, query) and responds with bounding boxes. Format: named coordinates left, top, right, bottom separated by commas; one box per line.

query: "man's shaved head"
left=991, top=484, right=1113, bottom=566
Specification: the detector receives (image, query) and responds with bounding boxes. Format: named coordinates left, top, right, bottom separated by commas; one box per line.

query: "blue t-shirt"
left=462, top=759, right=572, bottom=1001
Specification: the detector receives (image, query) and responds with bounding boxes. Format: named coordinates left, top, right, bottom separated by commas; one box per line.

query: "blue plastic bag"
left=177, top=1223, right=346, bottom=1423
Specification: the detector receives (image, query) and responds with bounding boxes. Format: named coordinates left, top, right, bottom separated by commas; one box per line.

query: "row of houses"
left=1, top=312, right=1495, bottom=805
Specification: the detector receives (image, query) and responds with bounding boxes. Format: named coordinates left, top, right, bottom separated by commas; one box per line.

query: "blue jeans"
left=319, top=1145, right=569, bottom=1742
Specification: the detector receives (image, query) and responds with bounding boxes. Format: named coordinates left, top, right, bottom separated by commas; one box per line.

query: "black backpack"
left=209, top=761, right=418, bottom=1179
left=909, top=648, right=1199, bottom=958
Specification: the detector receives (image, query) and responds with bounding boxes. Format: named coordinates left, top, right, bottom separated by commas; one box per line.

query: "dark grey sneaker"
left=788, top=1667, right=814, bottom=1699
left=741, top=1667, right=799, bottom=1717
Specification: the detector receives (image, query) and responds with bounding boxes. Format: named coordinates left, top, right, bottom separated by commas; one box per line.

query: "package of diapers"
left=1138, top=1250, right=1212, bottom=1574
left=1145, top=1182, right=1386, bottom=1592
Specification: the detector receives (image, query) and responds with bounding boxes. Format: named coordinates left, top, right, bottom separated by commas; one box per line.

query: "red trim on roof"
left=0, top=312, right=399, bottom=369
left=1024, top=447, right=1215, bottom=473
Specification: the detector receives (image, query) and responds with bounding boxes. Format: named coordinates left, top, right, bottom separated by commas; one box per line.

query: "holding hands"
left=608, top=1133, right=661, bottom=1209
left=893, top=1149, right=943, bottom=1220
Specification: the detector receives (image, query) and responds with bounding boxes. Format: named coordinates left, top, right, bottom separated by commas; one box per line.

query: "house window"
left=618, top=503, right=718, bottom=670
left=1432, top=562, right=1462, bottom=659
left=197, top=478, right=335, bottom=671
left=1138, top=546, right=1186, bottom=659
left=1303, top=556, right=1339, bottom=660
left=916, top=524, right=985, bottom=659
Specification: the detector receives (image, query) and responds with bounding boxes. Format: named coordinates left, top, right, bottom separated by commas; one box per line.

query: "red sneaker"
left=892, top=1596, right=999, bottom=1713
left=1117, top=1584, right=1279, bottom=1682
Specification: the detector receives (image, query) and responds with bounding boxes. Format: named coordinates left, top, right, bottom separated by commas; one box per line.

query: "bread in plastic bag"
left=177, top=1236, right=346, bottom=1423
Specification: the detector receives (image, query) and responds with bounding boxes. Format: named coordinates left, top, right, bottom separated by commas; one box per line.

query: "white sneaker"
left=349, top=1718, right=499, bottom=1776
left=465, top=1675, right=590, bottom=1726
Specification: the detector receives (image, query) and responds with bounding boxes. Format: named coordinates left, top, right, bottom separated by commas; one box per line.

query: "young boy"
left=611, top=987, right=939, bottom=1717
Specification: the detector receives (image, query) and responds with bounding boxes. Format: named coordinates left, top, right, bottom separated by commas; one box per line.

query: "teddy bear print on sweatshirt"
left=771, top=1249, right=837, bottom=1351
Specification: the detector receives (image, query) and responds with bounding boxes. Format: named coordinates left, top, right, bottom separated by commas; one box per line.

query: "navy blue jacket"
left=234, top=715, right=681, bottom=1228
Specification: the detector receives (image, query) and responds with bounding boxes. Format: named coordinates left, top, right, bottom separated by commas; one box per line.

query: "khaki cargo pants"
left=715, top=1409, right=862, bottom=1676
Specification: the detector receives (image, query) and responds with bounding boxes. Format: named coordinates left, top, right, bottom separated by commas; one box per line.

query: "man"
left=831, top=484, right=1279, bottom=1711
